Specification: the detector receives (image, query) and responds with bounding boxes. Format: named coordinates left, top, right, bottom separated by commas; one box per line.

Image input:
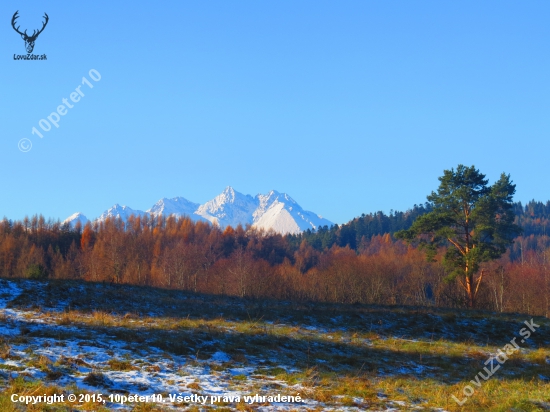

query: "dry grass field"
left=0, top=278, right=548, bottom=411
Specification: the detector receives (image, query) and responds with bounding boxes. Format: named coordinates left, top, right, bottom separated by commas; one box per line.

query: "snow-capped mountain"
left=147, top=197, right=207, bottom=223
left=97, top=204, right=147, bottom=223
left=64, top=187, right=333, bottom=235
left=252, top=190, right=332, bottom=234
left=195, top=187, right=258, bottom=228
left=63, top=212, right=89, bottom=228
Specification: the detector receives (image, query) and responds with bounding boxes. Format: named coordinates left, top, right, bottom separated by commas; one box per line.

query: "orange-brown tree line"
left=0, top=204, right=549, bottom=316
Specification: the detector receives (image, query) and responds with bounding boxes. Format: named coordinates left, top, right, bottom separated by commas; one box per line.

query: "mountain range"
left=63, top=187, right=333, bottom=235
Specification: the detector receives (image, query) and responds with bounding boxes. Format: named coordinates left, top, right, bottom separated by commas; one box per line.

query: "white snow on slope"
left=253, top=190, right=333, bottom=234
left=63, top=212, right=89, bottom=228
left=147, top=197, right=208, bottom=223
left=97, top=204, right=146, bottom=223
left=0, top=280, right=373, bottom=411
left=195, top=186, right=258, bottom=228
left=64, top=187, right=334, bottom=235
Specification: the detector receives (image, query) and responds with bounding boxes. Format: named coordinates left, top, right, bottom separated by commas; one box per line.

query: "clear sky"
left=1, top=1, right=549, bottom=224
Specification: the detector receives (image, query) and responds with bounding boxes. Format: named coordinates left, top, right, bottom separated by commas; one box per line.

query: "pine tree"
left=395, top=165, right=522, bottom=307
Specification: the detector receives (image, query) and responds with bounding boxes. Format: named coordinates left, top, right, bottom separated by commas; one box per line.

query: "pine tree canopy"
left=395, top=165, right=522, bottom=306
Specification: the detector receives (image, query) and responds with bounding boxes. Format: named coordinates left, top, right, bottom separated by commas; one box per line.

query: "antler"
left=32, top=13, right=49, bottom=38
left=11, top=11, right=27, bottom=37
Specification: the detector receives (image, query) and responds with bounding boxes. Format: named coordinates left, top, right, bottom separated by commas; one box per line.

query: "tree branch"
left=457, top=277, right=467, bottom=292
left=446, top=237, right=466, bottom=255
left=474, top=269, right=484, bottom=299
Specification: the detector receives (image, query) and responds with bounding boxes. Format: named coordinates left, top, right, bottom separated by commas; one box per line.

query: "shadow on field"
left=4, top=278, right=550, bottom=384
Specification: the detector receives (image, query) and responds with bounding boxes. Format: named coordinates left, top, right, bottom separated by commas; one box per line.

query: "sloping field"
left=0, top=278, right=548, bottom=411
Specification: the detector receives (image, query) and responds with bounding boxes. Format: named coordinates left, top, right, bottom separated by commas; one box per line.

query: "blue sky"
left=1, top=1, right=549, bottom=224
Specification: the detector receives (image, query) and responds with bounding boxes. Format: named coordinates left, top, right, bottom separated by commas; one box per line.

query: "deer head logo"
left=11, top=11, right=49, bottom=54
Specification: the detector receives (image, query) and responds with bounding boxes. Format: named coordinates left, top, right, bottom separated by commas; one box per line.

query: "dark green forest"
left=289, top=200, right=550, bottom=255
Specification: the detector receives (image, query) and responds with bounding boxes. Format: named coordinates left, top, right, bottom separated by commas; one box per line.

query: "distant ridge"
left=63, top=187, right=333, bottom=235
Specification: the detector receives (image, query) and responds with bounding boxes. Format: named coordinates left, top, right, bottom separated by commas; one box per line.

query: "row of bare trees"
left=0, top=215, right=549, bottom=316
